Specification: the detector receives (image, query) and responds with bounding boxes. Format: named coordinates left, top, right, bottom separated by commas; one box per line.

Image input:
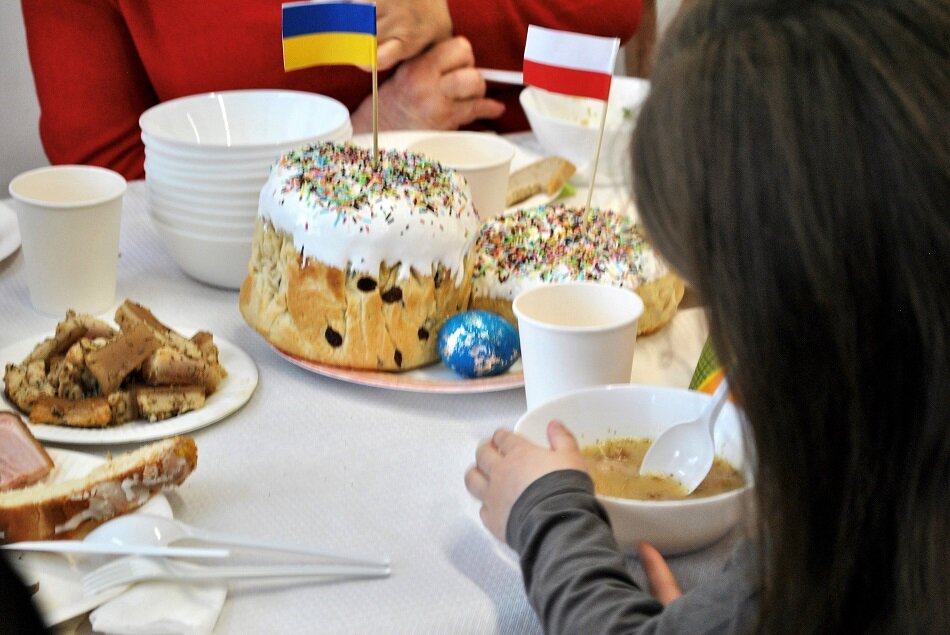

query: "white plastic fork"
left=86, top=514, right=390, bottom=568
left=81, top=556, right=391, bottom=596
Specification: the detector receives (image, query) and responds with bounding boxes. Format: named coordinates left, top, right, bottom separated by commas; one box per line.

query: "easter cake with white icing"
left=471, top=205, right=684, bottom=335
left=240, top=142, right=480, bottom=371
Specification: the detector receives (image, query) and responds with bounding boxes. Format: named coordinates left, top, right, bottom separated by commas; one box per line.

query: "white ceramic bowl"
left=145, top=181, right=260, bottom=210
left=149, top=207, right=255, bottom=239
left=147, top=196, right=257, bottom=226
left=141, top=133, right=290, bottom=163
left=519, top=77, right=650, bottom=184
left=143, top=154, right=272, bottom=184
left=146, top=196, right=257, bottom=224
left=144, top=169, right=263, bottom=197
left=514, top=384, right=754, bottom=555
left=145, top=190, right=259, bottom=221
left=139, top=90, right=351, bottom=151
left=151, top=217, right=251, bottom=289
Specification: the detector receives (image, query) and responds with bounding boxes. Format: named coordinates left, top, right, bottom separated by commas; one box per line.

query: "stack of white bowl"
left=140, top=90, right=352, bottom=288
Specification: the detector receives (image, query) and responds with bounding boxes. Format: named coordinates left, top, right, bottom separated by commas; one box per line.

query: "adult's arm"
left=447, top=0, right=643, bottom=131
left=21, top=0, right=158, bottom=180
left=508, top=470, right=759, bottom=634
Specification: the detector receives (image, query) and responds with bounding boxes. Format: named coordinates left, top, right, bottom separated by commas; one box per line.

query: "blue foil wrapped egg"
left=438, top=311, right=520, bottom=378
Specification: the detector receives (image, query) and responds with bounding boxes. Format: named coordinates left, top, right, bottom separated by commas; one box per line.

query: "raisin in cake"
left=471, top=205, right=684, bottom=335
left=240, top=142, right=480, bottom=370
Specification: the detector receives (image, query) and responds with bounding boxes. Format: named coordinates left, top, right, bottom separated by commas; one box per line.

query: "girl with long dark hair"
left=466, top=1, right=950, bottom=632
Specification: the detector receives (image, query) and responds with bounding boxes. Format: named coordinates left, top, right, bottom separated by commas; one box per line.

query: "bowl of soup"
left=513, top=384, right=755, bottom=555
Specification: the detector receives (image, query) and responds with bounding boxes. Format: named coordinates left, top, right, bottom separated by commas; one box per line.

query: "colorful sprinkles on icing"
left=277, top=142, right=473, bottom=226
left=259, top=141, right=480, bottom=282
left=473, top=205, right=664, bottom=293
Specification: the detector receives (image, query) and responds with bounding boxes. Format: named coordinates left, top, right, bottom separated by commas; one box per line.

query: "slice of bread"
left=0, top=436, right=197, bottom=543
left=505, top=156, right=576, bottom=207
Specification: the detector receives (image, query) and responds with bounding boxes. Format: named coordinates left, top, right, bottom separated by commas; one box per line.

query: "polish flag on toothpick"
left=523, top=26, right=619, bottom=210
left=523, top=25, right=620, bottom=101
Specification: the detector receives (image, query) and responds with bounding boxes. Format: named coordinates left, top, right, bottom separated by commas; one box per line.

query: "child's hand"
left=638, top=542, right=683, bottom=605
left=465, top=420, right=588, bottom=542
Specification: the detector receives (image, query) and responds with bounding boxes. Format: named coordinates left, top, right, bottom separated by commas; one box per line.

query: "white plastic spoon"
left=638, top=377, right=731, bottom=495
left=85, top=514, right=390, bottom=569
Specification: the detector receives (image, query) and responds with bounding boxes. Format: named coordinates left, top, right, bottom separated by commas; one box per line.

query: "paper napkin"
left=88, top=581, right=226, bottom=635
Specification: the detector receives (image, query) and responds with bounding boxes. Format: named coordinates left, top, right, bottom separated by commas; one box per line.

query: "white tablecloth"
left=0, top=136, right=739, bottom=634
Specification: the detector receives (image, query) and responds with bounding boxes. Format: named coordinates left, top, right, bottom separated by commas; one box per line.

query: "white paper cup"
left=9, top=165, right=127, bottom=316
left=513, top=282, right=644, bottom=410
left=407, top=132, right=515, bottom=219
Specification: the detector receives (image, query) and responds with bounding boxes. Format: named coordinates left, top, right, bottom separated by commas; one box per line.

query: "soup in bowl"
left=513, top=384, right=755, bottom=555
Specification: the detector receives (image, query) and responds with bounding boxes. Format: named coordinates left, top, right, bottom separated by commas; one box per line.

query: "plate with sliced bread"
left=4, top=445, right=179, bottom=626
left=0, top=300, right=258, bottom=445
left=504, top=154, right=575, bottom=211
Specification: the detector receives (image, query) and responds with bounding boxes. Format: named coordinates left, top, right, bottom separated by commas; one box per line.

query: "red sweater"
left=22, top=0, right=640, bottom=181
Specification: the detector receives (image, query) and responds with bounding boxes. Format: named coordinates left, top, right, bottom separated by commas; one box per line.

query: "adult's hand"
left=465, top=420, right=588, bottom=542
left=375, top=0, right=453, bottom=70
left=352, top=37, right=504, bottom=132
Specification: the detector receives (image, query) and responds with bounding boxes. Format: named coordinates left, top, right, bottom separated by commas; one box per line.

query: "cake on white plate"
left=240, top=142, right=481, bottom=371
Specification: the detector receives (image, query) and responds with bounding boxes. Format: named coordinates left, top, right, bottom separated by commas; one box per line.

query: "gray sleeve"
left=506, top=470, right=759, bottom=635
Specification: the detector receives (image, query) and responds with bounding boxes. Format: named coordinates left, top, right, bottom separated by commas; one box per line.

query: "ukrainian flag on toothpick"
left=282, top=1, right=377, bottom=70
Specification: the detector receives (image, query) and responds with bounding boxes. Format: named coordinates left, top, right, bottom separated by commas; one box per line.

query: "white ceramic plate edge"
left=273, top=307, right=707, bottom=394
left=276, top=348, right=525, bottom=394
left=0, top=331, right=258, bottom=445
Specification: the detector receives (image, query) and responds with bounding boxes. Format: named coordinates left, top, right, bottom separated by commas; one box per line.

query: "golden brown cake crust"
left=240, top=220, right=474, bottom=371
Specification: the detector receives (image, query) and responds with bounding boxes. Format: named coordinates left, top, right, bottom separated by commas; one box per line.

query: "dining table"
left=0, top=132, right=743, bottom=634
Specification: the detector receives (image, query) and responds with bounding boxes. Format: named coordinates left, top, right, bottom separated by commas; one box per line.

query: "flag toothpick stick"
left=585, top=99, right=609, bottom=211
left=372, top=65, right=379, bottom=159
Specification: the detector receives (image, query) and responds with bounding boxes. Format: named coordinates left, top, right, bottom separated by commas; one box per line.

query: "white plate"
left=274, top=308, right=707, bottom=394
left=0, top=199, right=21, bottom=263
left=277, top=349, right=524, bottom=394
left=349, top=131, right=559, bottom=212
left=0, top=332, right=258, bottom=445
left=7, top=448, right=173, bottom=626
